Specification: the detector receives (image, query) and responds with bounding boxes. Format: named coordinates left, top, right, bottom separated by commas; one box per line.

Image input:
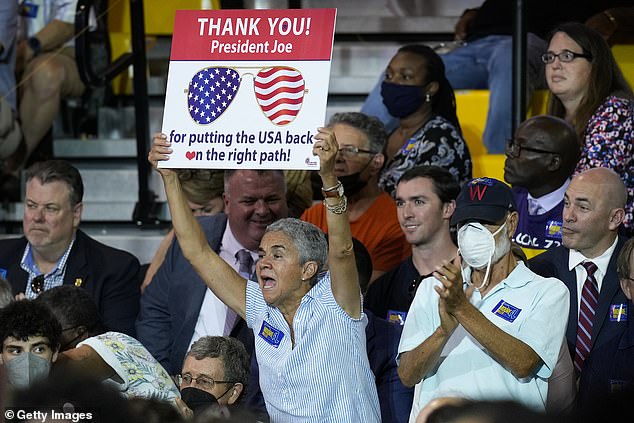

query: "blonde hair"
left=176, top=169, right=224, bottom=205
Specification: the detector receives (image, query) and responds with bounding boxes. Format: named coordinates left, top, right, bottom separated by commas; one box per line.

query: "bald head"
left=504, top=115, right=580, bottom=196
left=562, top=167, right=626, bottom=258
left=524, top=115, right=577, bottom=145
left=522, top=115, right=580, bottom=173
left=575, top=167, right=627, bottom=209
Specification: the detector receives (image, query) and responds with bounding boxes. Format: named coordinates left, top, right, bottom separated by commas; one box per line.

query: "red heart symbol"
left=185, top=151, right=196, bottom=160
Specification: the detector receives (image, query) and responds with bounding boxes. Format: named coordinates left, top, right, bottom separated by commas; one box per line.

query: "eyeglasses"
left=541, top=49, right=593, bottom=64
left=176, top=373, right=235, bottom=390
left=31, top=274, right=45, bottom=295
left=505, top=138, right=559, bottom=158
left=337, top=146, right=378, bottom=159
left=187, top=66, right=307, bottom=126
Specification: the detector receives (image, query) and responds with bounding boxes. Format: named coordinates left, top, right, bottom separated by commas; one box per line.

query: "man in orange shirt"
left=301, top=112, right=409, bottom=282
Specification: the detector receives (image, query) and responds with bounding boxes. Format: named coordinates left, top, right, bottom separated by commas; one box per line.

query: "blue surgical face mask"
left=4, top=352, right=52, bottom=388
left=380, top=81, right=425, bottom=118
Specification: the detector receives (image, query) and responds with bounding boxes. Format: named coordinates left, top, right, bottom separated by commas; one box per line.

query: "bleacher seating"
left=455, top=89, right=549, bottom=181
left=455, top=44, right=633, bottom=182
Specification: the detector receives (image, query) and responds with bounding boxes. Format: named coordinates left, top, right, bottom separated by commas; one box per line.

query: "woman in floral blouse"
left=377, top=44, right=472, bottom=196
left=545, top=22, right=633, bottom=235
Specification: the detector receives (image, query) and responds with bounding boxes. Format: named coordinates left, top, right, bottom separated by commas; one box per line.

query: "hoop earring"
left=425, top=93, right=432, bottom=103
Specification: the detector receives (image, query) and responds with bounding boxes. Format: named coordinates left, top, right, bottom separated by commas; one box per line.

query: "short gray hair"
left=187, top=336, right=249, bottom=387
left=266, top=218, right=327, bottom=285
left=327, top=112, right=387, bottom=154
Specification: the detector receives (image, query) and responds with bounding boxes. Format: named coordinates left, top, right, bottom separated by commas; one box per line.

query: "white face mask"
left=457, top=221, right=508, bottom=290
left=4, top=352, right=52, bottom=388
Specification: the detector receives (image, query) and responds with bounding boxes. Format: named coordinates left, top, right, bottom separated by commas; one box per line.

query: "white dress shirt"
left=188, top=222, right=257, bottom=349
left=568, top=237, right=618, bottom=316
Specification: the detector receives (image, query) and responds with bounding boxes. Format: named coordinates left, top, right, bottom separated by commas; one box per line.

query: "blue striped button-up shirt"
left=245, top=273, right=380, bottom=423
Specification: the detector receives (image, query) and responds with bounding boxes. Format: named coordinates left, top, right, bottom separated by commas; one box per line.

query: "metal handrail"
left=75, top=0, right=133, bottom=88
left=512, top=0, right=527, bottom=133
left=75, top=0, right=158, bottom=226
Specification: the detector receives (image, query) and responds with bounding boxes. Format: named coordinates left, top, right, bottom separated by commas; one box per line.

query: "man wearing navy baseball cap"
left=397, top=177, right=571, bottom=420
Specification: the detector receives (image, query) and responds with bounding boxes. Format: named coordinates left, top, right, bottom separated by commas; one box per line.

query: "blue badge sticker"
left=0, top=268, right=6, bottom=279
left=401, top=138, right=418, bottom=154
left=610, top=379, right=631, bottom=393
left=19, top=1, right=39, bottom=18
left=492, top=300, right=522, bottom=322
left=259, top=321, right=284, bottom=347
left=545, top=220, right=563, bottom=240
left=387, top=310, right=407, bottom=326
left=609, top=304, right=628, bottom=322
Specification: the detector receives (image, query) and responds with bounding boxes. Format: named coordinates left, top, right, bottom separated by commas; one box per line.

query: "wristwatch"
left=27, top=37, right=42, bottom=56
left=321, top=180, right=344, bottom=198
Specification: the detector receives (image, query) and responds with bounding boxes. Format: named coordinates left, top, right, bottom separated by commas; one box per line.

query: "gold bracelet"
left=322, top=180, right=342, bottom=192
left=604, top=10, right=617, bottom=26
left=323, top=195, right=347, bottom=214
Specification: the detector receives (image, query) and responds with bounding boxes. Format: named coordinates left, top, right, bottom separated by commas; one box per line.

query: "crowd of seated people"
left=1, top=2, right=634, bottom=420
left=362, top=1, right=634, bottom=154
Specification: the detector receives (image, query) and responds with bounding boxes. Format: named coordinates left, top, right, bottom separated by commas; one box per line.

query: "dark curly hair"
left=0, top=299, right=62, bottom=352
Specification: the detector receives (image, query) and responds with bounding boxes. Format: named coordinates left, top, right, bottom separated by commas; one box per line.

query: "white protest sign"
left=160, top=8, right=337, bottom=170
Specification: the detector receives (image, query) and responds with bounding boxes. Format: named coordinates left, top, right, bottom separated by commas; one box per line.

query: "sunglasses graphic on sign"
left=186, top=66, right=307, bottom=126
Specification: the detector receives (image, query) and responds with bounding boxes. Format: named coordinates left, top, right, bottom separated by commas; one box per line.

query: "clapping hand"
left=433, top=256, right=466, bottom=335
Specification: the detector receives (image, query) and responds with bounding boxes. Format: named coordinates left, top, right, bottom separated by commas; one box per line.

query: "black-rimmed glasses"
left=541, top=49, right=593, bottom=64
left=176, top=373, right=235, bottom=391
left=31, top=274, right=45, bottom=295
left=505, top=138, right=560, bottom=158
left=337, top=146, right=378, bottom=159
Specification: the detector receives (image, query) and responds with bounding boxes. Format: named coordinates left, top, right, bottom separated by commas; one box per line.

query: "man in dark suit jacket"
left=353, top=237, right=413, bottom=423
left=577, top=237, right=634, bottom=409
left=0, top=160, right=140, bottom=335
left=136, top=169, right=289, bottom=375
left=137, top=213, right=245, bottom=374
left=530, top=168, right=629, bottom=374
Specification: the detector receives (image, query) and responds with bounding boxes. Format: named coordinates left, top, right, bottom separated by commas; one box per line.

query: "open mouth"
left=260, top=276, right=277, bottom=290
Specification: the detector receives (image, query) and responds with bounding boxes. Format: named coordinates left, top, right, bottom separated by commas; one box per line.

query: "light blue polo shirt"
left=245, top=273, right=380, bottom=423
left=399, top=261, right=569, bottom=421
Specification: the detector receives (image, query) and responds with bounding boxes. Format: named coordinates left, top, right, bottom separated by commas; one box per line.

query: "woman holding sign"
left=148, top=130, right=380, bottom=422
